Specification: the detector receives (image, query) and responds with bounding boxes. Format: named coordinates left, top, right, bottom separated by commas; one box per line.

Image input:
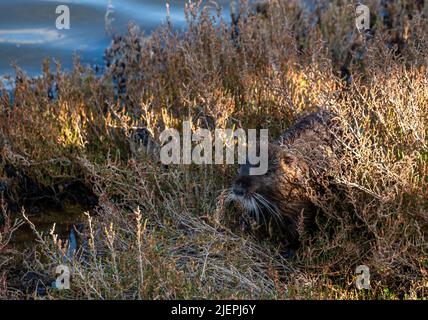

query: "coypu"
left=227, top=110, right=344, bottom=248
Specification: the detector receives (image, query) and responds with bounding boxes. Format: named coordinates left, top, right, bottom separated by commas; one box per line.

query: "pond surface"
left=12, top=205, right=87, bottom=245
left=0, top=0, right=232, bottom=76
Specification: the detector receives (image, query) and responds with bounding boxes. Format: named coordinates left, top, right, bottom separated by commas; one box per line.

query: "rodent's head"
left=228, top=143, right=306, bottom=222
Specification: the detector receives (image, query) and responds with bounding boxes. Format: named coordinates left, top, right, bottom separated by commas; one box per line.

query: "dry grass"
left=0, top=0, right=427, bottom=299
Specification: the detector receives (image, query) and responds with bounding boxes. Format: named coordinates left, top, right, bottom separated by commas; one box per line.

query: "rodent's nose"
left=232, top=176, right=252, bottom=197
left=232, top=184, right=246, bottom=197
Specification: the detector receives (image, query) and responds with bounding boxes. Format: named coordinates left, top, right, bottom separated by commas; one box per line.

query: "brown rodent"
left=227, top=110, right=344, bottom=247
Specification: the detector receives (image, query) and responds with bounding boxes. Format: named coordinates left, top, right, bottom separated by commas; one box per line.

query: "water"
left=0, top=0, right=232, bottom=76
left=11, top=205, right=87, bottom=245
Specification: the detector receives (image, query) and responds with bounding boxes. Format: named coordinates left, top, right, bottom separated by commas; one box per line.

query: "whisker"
left=226, top=188, right=278, bottom=228
left=250, top=197, right=259, bottom=223
left=252, top=196, right=266, bottom=225
left=254, top=193, right=284, bottom=227
left=253, top=194, right=272, bottom=222
left=224, top=188, right=235, bottom=204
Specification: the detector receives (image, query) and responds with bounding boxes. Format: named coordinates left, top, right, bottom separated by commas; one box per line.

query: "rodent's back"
left=275, top=110, right=343, bottom=179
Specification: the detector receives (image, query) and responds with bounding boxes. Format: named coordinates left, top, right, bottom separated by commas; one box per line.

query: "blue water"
left=0, top=0, right=232, bottom=76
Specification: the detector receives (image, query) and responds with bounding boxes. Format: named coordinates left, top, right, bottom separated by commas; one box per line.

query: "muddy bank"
left=0, top=158, right=98, bottom=251
left=0, top=166, right=95, bottom=295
